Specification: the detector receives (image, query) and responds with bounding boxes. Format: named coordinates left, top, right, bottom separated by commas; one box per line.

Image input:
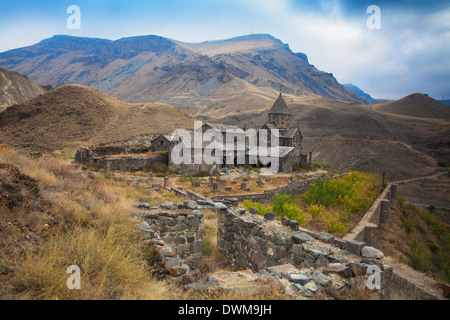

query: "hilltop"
left=0, top=67, right=51, bottom=112
left=0, top=85, right=194, bottom=152
left=371, top=93, right=450, bottom=120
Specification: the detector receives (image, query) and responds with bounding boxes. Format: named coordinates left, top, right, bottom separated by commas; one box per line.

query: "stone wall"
left=343, top=184, right=397, bottom=248
left=92, top=153, right=168, bottom=171
left=138, top=202, right=204, bottom=269
left=216, top=208, right=377, bottom=272
left=75, top=145, right=168, bottom=171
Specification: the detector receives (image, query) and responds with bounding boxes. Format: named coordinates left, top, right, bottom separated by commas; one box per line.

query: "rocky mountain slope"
left=342, top=83, right=379, bottom=104
left=0, top=85, right=194, bottom=152
left=0, top=67, right=51, bottom=112
left=0, top=34, right=365, bottom=116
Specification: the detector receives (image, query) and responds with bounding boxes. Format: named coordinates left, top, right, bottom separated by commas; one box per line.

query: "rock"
left=135, top=221, right=151, bottom=231
left=346, top=263, right=368, bottom=277
left=289, top=220, right=299, bottom=231
left=304, top=283, right=319, bottom=293
left=316, top=254, right=329, bottom=267
left=239, top=208, right=247, bottom=215
left=184, top=200, right=197, bottom=209
left=319, top=232, right=334, bottom=244
left=345, top=239, right=366, bottom=256
left=266, top=264, right=301, bottom=278
left=292, top=232, right=315, bottom=244
left=281, top=216, right=290, bottom=226
left=326, top=263, right=351, bottom=278
left=292, top=244, right=303, bottom=257
left=194, top=211, right=204, bottom=219
left=312, top=271, right=332, bottom=287
left=264, top=212, right=276, bottom=221
left=361, top=246, right=384, bottom=259
left=180, top=270, right=202, bottom=285
left=160, top=203, right=171, bottom=209
left=249, top=207, right=257, bottom=215
left=140, top=228, right=156, bottom=240
left=136, top=202, right=150, bottom=209
left=361, top=258, right=384, bottom=270
left=289, top=273, right=311, bottom=285
left=293, top=284, right=315, bottom=297
left=213, top=202, right=228, bottom=210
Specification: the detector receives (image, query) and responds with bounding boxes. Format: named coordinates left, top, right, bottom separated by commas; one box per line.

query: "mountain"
left=438, top=99, right=450, bottom=106
left=0, top=34, right=365, bottom=116
left=342, top=83, right=379, bottom=104
left=0, top=67, right=51, bottom=112
left=0, top=85, right=194, bottom=152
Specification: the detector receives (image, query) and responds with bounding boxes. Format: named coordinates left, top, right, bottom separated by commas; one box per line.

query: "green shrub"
left=408, top=251, right=428, bottom=271
left=400, top=216, right=413, bottom=233
left=308, top=204, right=324, bottom=219
left=281, top=203, right=306, bottom=224
left=272, top=193, right=294, bottom=216
left=327, top=220, right=346, bottom=234
left=313, top=162, right=323, bottom=169
left=301, top=171, right=381, bottom=214
left=437, top=159, right=448, bottom=167
left=243, top=200, right=272, bottom=216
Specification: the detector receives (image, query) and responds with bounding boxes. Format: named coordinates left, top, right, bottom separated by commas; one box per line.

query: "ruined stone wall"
left=92, top=153, right=168, bottom=171
left=141, top=205, right=204, bottom=269
left=216, top=208, right=374, bottom=272
left=75, top=145, right=167, bottom=172
left=343, top=184, right=397, bottom=248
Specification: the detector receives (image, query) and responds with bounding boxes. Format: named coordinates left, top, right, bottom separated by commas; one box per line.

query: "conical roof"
left=268, top=93, right=291, bottom=115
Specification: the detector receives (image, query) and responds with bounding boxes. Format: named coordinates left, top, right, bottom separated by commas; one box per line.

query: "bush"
left=400, top=216, right=413, bottom=233
left=437, top=159, right=448, bottom=167
left=301, top=171, right=382, bottom=214
left=243, top=200, right=272, bottom=216
left=272, top=193, right=294, bottom=216
left=408, top=251, right=428, bottom=271
left=281, top=203, right=306, bottom=224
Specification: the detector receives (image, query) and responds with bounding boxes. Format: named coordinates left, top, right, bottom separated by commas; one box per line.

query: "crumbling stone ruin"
left=75, top=145, right=168, bottom=171
left=135, top=183, right=446, bottom=300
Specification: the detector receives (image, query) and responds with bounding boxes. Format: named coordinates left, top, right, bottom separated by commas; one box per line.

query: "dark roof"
left=268, top=93, right=291, bottom=115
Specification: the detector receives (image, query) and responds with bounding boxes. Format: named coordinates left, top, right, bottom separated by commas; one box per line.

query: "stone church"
left=168, top=93, right=308, bottom=174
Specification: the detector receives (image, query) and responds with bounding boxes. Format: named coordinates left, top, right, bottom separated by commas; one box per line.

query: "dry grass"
left=0, top=143, right=185, bottom=300
left=175, top=175, right=290, bottom=197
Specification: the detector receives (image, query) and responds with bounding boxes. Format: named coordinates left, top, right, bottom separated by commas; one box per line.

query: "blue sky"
left=0, top=0, right=449, bottom=100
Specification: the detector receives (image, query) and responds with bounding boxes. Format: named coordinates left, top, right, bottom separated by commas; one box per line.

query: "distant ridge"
left=342, top=83, right=379, bottom=104
left=0, top=33, right=365, bottom=116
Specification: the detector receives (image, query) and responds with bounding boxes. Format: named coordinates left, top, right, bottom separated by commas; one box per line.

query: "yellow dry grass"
left=0, top=143, right=187, bottom=300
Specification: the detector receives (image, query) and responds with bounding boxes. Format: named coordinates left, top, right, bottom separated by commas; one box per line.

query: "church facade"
left=168, top=93, right=308, bottom=174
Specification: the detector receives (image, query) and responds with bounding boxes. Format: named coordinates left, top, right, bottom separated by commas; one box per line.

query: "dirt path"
left=390, top=172, right=447, bottom=185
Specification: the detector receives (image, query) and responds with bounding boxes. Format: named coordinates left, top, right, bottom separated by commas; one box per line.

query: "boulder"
left=345, top=239, right=366, bottom=256
left=292, top=232, right=315, bottom=244
left=319, top=232, right=335, bottom=244
left=312, top=271, right=332, bottom=287
left=361, top=246, right=384, bottom=259
left=288, top=273, right=311, bottom=285
left=264, top=212, right=276, bottom=221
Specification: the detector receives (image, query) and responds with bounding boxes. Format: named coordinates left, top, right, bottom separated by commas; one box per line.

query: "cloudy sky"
left=0, top=0, right=449, bottom=100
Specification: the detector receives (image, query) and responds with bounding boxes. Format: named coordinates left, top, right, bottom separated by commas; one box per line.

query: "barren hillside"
left=0, top=85, right=194, bottom=152
left=0, top=67, right=50, bottom=112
